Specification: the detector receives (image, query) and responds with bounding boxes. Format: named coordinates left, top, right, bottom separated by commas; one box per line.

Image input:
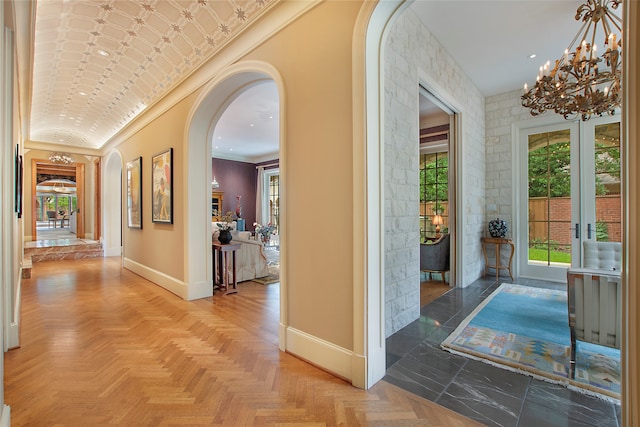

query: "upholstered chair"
left=566, top=240, right=622, bottom=379
left=46, top=210, right=57, bottom=227
left=419, top=234, right=450, bottom=284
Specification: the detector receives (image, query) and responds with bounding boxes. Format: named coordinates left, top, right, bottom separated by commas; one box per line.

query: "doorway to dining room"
left=31, top=159, right=85, bottom=241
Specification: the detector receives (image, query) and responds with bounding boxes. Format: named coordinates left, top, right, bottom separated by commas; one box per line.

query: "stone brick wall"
left=484, top=89, right=531, bottom=236
left=484, top=90, right=533, bottom=269
left=383, top=10, right=486, bottom=336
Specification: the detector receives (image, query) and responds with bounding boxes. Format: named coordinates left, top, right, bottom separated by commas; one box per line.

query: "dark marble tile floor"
left=384, top=276, right=621, bottom=427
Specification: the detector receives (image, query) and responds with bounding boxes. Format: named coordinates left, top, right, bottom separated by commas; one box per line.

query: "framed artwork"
left=151, top=148, right=173, bottom=224
left=126, top=156, right=142, bottom=229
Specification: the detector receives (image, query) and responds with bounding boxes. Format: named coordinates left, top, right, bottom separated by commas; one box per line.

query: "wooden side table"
left=481, top=237, right=515, bottom=280
left=212, top=241, right=241, bottom=295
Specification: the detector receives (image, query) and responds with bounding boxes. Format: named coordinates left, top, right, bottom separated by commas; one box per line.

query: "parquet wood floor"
left=6, top=258, right=482, bottom=426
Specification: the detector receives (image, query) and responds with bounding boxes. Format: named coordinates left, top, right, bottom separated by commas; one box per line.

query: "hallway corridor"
left=6, top=258, right=480, bottom=426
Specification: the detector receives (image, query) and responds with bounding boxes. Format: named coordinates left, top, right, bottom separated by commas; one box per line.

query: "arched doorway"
left=103, top=151, right=123, bottom=257
left=31, top=159, right=85, bottom=240
left=184, top=61, right=287, bottom=349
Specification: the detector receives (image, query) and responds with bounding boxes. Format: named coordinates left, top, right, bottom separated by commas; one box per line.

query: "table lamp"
left=432, top=214, right=443, bottom=238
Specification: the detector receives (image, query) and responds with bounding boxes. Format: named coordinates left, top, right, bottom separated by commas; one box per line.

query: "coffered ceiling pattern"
left=31, top=0, right=272, bottom=149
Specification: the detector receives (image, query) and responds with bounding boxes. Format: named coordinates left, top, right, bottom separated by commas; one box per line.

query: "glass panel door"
left=518, top=118, right=621, bottom=281
left=581, top=118, right=622, bottom=247
left=519, top=122, right=578, bottom=281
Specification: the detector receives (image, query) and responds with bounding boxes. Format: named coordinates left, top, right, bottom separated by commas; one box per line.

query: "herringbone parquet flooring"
left=5, top=258, right=482, bottom=426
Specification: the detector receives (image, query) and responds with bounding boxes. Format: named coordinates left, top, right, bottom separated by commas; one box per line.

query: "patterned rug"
left=249, top=246, right=279, bottom=285
left=251, top=273, right=279, bottom=285
left=441, top=283, right=620, bottom=401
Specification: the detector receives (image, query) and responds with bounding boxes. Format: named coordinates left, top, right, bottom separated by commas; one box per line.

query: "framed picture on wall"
left=151, top=148, right=173, bottom=224
left=126, top=156, right=142, bottom=229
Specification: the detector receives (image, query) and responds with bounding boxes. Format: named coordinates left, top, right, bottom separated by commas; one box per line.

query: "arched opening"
left=211, top=80, right=280, bottom=280
left=103, top=150, right=123, bottom=257
left=184, top=61, right=287, bottom=349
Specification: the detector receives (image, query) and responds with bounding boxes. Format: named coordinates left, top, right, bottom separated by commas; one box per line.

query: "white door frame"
left=515, top=116, right=621, bottom=281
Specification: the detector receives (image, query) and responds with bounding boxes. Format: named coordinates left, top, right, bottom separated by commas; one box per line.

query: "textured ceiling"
left=31, top=0, right=272, bottom=149
left=31, top=1, right=606, bottom=155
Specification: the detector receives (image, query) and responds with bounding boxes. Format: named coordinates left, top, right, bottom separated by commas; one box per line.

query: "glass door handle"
left=587, top=223, right=593, bottom=239
left=571, top=224, right=580, bottom=239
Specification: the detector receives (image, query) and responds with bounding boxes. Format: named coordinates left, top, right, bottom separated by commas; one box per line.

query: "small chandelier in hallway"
left=49, top=152, right=73, bottom=164
left=521, top=0, right=622, bottom=121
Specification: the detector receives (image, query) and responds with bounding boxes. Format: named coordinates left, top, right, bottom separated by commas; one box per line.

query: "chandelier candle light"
left=521, top=0, right=622, bottom=121
left=49, top=152, right=73, bottom=164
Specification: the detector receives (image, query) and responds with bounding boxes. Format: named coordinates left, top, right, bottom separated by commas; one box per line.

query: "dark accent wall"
left=212, top=158, right=258, bottom=227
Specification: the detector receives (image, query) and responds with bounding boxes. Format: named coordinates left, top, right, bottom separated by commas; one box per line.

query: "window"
left=419, top=152, right=448, bottom=241
left=37, top=194, right=76, bottom=221
left=259, top=168, right=280, bottom=233
left=268, top=174, right=279, bottom=232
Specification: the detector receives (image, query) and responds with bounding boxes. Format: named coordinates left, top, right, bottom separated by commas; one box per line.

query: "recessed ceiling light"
left=269, top=116, right=273, bottom=119
left=97, top=49, right=110, bottom=57
left=79, top=91, right=87, bottom=96
left=249, top=123, right=254, bottom=127
left=218, top=136, right=222, bottom=140
left=229, top=148, right=233, bottom=151
left=528, top=53, right=537, bottom=59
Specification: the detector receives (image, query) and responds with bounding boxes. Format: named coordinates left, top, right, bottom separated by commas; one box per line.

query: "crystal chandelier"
left=521, top=0, right=622, bottom=121
left=49, top=152, right=73, bottom=164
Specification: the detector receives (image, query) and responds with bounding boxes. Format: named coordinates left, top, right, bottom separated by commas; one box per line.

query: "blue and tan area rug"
left=441, top=283, right=620, bottom=401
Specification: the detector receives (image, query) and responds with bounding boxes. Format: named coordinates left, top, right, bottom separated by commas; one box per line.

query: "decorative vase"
left=218, top=229, right=233, bottom=244
left=488, top=218, right=508, bottom=238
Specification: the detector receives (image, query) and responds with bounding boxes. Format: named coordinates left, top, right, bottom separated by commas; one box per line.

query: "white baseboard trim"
left=285, top=327, right=354, bottom=383
left=104, top=246, right=122, bottom=257
left=187, top=279, right=214, bottom=301
left=123, top=257, right=189, bottom=300
left=7, top=276, right=22, bottom=349
left=0, top=405, right=10, bottom=427
left=351, top=352, right=367, bottom=389
left=279, top=322, right=286, bottom=351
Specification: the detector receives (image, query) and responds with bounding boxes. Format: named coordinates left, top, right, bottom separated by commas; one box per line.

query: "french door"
left=517, top=117, right=621, bottom=282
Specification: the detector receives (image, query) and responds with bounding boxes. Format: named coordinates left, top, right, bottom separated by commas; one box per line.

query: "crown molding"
left=26, top=140, right=102, bottom=157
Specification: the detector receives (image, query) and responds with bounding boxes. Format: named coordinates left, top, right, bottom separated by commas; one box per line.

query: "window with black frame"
left=419, top=152, right=448, bottom=242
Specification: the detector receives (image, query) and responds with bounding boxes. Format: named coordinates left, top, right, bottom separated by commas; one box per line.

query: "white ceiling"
left=409, top=1, right=585, bottom=97
left=29, top=0, right=613, bottom=161
left=211, top=81, right=280, bottom=163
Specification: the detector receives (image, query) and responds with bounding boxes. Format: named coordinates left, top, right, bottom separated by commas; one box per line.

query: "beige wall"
left=243, top=1, right=360, bottom=350
left=118, top=94, right=195, bottom=282
left=116, top=2, right=360, bottom=349
left=23, top=149, right=97, bottom=240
